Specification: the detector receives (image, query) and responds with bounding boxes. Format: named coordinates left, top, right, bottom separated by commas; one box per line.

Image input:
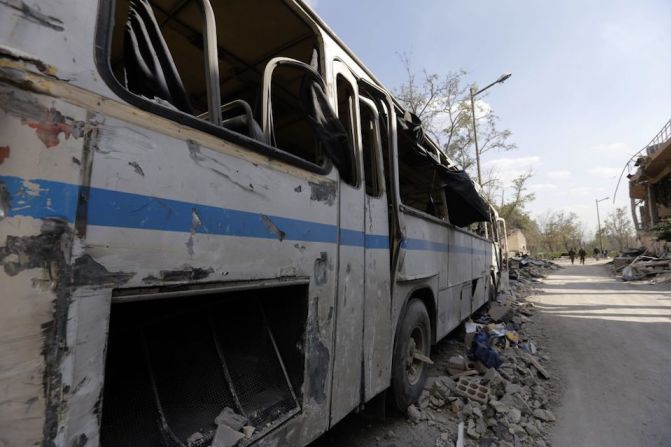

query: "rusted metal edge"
left=111, top=277, right=310, bottom=303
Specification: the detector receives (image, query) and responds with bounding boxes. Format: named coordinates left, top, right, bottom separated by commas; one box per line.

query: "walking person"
left=578, top=247, right=586, bottom=265
left=569, top=248, right=576, bottom=265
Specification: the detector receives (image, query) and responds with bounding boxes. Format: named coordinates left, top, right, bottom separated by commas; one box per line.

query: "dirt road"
left=532, top=262, right=671, bottom=447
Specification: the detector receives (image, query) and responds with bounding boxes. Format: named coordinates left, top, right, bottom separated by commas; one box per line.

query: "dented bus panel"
left=0, top=1, right=504, bottom=446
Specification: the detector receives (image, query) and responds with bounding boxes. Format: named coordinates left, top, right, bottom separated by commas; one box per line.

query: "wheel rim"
left=405, top=325, right=426, bottom=385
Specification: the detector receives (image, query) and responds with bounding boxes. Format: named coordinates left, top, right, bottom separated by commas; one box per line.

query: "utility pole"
left=469, top=73, right=512, bottom=185
left=595, top=196, right=609, bottom=254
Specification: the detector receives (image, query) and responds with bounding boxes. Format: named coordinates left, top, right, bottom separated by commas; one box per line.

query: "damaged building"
left=628, top=119, right=671, bottom=254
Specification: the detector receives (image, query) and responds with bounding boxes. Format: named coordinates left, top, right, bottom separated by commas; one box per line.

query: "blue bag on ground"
left=469, top=331, right=502, bottom=369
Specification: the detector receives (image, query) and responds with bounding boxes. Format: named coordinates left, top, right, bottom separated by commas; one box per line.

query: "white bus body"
left=0, top=1, right=504, bottom=445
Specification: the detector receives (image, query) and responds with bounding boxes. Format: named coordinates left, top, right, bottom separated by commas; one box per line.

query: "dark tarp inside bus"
left=442, top=169, right=490, bottom=227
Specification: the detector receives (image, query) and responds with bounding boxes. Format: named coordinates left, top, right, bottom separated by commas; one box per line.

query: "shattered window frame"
left=94, top=0, right=335, bottom=176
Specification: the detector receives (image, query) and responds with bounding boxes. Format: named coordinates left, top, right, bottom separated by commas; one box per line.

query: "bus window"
left=335, top=75, right=358, bottom=186
left=109, top=0, right=325, bottom=155
left=396, top=113, right=448, bottom=219
left=269, top=64, right=325, bottom=165
left=359, top=98, right=382, bottom=197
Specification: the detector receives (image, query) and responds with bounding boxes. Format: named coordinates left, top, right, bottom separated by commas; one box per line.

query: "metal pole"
left=595, top=196, right=609, bottom=254
left=596, top=199, right=604, bottom=253
left=470, top=87, right=482, bottom=185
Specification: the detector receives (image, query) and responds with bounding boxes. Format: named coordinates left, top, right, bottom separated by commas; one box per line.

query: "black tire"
left=391, top=299, right=431, bottom=411
left=489, top=274, right=497, bottom=302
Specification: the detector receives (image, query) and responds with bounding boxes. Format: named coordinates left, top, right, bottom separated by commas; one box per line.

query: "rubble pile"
left=406, top=259, right=559, bottom=447
left=610, top=248, right=671, bottom=282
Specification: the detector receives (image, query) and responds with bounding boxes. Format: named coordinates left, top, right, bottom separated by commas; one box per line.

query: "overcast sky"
left=308, top=0, right=671, bottom=235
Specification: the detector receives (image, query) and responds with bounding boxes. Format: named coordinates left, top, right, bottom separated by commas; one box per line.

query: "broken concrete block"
left=211, top=424, right=245, bottom=447
left=488, top=304, right=512, bottom=322
left=466, top=419, right=479, bottom=439
left=447, top=355, right=469, bottom=376
left=524, top=422, right=541, bottom=437
left=418, top=390, right=431, bottom=409
left=520, top=353, right=549, bottom=379
left=532, top=409, right=556, bottom=422
left=215, top=407, right=247, bottom=431
left=242, top=426, right=255, bottom=439
left=489, top=399, right=509, bottom=414
left=429, top=395, right=445, bottom=408
left=506, top=407, right=522, bottom=424
left=186, top=432, right=205, bottom=446
left=505, top=383, right=523, bottom=395
left=407, top=404, right=422, bottom=423
left=454, top=377, right=490, bottom=404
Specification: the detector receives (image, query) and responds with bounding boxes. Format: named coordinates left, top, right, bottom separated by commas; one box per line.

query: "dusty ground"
left=531, top=261, right=671, bottom=447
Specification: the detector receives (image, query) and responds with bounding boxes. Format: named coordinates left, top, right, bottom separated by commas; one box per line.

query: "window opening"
left=359, top=98, right=382, bottom=197
left=335, top=74, right=358, bottom=186
left=109, top=0, right=324, bottom=153
left=396, top=110, right=448, bottom=219
left=269, top=64, right=324, bottom=164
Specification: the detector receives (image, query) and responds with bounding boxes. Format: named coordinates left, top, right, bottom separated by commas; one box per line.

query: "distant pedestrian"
left=604, top=249, right=608, bottom=258
left=569, top=248, right=576, bottom=265
left=593, top=247, right=600, bottom=260
left=579, top=248, right=587, bottom=264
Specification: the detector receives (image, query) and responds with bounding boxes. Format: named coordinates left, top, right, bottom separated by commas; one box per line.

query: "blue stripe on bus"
left=0, top=176, right=80, bottom=223
left=0, top=175, right=489, bottom=254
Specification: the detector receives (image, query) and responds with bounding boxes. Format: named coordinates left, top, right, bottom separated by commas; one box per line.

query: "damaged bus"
left=0, top=0, right=507, bottom=445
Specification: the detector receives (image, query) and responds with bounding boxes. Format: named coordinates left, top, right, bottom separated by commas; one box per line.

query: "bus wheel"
left=391, top=299, right=431, bottom=411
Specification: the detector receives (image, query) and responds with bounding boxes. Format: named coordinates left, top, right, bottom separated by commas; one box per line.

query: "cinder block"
left=454, top=377, right=490, bottom=404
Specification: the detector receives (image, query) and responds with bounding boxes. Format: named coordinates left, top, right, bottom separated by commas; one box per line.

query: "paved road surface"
left=532, top=262, right=671, bottom=447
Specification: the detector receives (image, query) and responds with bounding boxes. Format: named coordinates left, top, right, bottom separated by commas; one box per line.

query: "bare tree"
left=604, top=207, right=635, bottom=250
left=537, top=210, right=584, bottom=253
left=395, top=55, right=517, bottom=180
left=498, top=170, right=536, bottom=222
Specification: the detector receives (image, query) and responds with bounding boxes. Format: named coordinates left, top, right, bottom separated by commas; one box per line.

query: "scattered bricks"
left=454, top=377, right=490, bottom=404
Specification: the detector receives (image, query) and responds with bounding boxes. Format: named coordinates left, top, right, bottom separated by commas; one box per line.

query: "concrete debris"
left=242, top=426, right=255, bottom=438
left=186, top=431, right=205, bottom=446
left=215, top=407, right=248, bottom=431
left=610, top=252, right=671, bottom=282
left=404, top=257, right=559, bottom=447
left=211, top=407, right=252, bottom=447
left=211, top=424, right=245, bottom=447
